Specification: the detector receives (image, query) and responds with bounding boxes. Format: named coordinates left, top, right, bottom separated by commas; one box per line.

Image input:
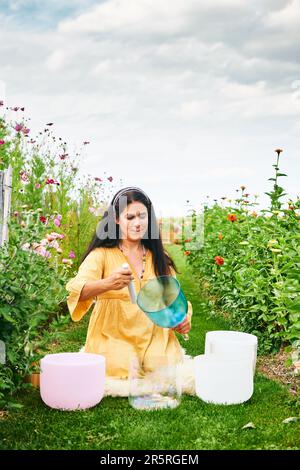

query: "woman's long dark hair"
left=80, top=187, right=179, bottom=276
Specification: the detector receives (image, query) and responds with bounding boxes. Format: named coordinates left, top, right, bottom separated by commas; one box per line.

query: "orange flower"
left=251, top=211, right=258, bottom=218
left=184, top=250, right=191, bottom=256
left=214, top=256, right=224, bottom=266
left=218, top=233, right=223, bottom=240
left=184, top=238, right=192, bottom=242
left=227, top=213, right=237, bottom=222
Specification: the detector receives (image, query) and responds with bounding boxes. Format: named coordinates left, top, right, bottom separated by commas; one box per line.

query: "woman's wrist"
left=99, top=277, right=111, bottom=293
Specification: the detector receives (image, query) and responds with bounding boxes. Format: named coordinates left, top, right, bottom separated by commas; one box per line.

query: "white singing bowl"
left=204, top=330, right=258, bottom=374
left=40, top=352, right=106, bottom=411
left=195, top=354, right=254, bottom=405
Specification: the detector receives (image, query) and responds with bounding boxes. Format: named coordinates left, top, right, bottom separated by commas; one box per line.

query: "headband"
left=112, top=186, right=150, bottom=209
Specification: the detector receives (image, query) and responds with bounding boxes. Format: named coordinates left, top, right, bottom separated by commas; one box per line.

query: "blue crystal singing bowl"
left=137, top=275, right=188, bottom=328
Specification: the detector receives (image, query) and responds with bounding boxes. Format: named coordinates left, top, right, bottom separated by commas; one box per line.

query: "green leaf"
left=288, top=303, right=300, bottom=313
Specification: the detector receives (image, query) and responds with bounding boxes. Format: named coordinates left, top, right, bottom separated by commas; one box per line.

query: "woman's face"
left=116, top=201, right=148, bottom=242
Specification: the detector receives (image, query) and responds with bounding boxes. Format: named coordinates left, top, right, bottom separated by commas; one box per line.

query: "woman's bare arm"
left=79, top=266, right=134, bottom=301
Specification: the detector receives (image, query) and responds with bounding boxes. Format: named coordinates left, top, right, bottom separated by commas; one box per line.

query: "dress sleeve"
left=65, top=248, right=105, bottom=322
left=169, top=264, right=193, bottom=324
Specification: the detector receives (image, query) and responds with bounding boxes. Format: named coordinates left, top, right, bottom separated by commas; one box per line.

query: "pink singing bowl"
left=40, top=353, right=106, bottom=411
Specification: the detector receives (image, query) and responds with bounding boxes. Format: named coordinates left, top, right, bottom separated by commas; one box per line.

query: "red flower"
left=184, top=250, right=191, bottom=256
left=45, top=178, right=60, bottom=185
left=214, top=256, right=224, bottom=266
left=227, top=213, right=237, bottom=222
left=0, top=140, right=5, bottom=145
left=39, top=216, right=47, bottom=224
left=184, top=238, right=192, bottom=242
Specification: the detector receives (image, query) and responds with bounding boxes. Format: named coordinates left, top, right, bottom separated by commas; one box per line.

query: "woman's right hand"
left=105, top=266, right=134, bottom=291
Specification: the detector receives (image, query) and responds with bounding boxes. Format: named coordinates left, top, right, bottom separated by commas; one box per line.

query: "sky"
left=0, top=0, right=300, bottom=217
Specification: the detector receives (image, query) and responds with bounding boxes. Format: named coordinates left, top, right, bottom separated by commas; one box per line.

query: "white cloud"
left=266, top=0, right=300, bottom=30
left=45, top=49, right=66, bottom=71
left=58, top=0, right=244, bottom=35
left=1, top=0, right=300, bottom=216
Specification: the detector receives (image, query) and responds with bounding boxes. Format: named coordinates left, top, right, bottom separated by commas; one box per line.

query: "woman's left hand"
left=171, top=316, right=191, bottom=335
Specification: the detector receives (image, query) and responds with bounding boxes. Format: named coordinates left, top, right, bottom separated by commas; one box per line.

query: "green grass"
left=0, top=245, right=299, bottom=450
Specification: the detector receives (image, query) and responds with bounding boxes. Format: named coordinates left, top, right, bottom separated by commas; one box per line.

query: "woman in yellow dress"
left=66, top=186, right=193, bottom=392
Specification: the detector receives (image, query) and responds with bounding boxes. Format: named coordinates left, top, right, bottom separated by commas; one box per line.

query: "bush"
left=182, top=150, right=300, bottom=353
left=0, top=219, right=68, bottom=409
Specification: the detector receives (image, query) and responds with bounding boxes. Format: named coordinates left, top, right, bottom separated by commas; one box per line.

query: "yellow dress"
left=66, top=246, right=193, bottom=379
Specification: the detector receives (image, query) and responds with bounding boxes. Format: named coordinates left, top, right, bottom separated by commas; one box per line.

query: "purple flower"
left=14, top=123, right=23, bottom=132
left=69, top=250, right=76, bottom=259
left=54, top=218, right=61, bottom=227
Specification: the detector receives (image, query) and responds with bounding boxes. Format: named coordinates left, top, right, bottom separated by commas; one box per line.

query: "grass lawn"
left=0, top=244, right=299, bottom=450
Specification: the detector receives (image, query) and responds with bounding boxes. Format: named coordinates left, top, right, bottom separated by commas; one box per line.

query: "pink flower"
left=35, top=246, right=51, bottom=258
left=47, top=232, right=64, bottom=240
left=22, top=127, right=30, bottom=135
left=49, top=240, right=60, bottom=250
left=56, top=214, right=62, bottom=221
left=20, top=171, right=29, bottom=183
left=62, top=258, right=72, bottom=264
left=69, top=250, right=76, bottom=259
left=0, top=140, right=5, bottom=145
left=14, top=123, right=23, bottom=132
left=107, top=176, right=113, bottom=182
left=35, top=183, right=41, bottom=189
left=89, top=207, right=96, bottom=214
left=54, top=218, right=61, bottom=227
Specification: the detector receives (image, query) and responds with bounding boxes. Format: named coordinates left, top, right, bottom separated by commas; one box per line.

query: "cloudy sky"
left=0, top=0, right=299, bottom=216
